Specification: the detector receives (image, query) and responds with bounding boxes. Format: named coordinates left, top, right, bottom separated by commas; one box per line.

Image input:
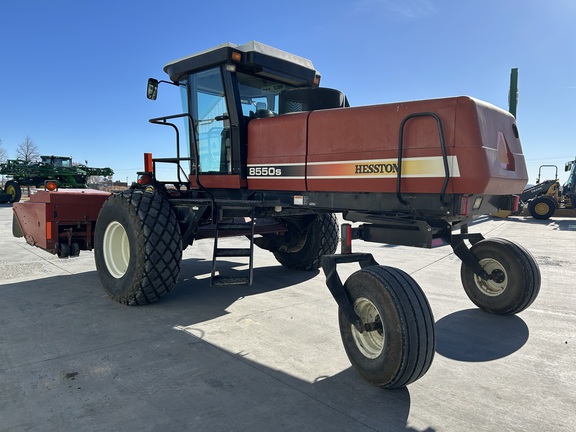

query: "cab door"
left=188, top=66, right=244, bottom=189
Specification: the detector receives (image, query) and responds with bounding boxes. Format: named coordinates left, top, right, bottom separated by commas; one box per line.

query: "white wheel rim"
left=103, top=221, right=130, bottom=279
left=351, top=297, right=384, bottom=359
left=474, top=258, right=507, bottom=296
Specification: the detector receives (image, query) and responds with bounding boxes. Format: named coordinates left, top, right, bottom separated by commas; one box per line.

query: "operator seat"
left=254, top=109, right=276, bottom=118
left=250, top=102, right=277, bottom=119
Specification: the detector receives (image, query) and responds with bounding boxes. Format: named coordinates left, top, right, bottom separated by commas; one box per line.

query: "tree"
left=16, top=136, right=40, bottom=162
left=0, top=138, right=6, bottom=163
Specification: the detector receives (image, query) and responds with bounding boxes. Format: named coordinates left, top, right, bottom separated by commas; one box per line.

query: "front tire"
left=527, top=196, right=556, bottom=219
left=5, top=180, right=22, bottom=203
left=273, top=213, right=338, bottom=271
left=338, top=266, right=435, bottom=388
left=460, top=238, right=540, bottom=315
left=94, top=189, right=182, bottom=305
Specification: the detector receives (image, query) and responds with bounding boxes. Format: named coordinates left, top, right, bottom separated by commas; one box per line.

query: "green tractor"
left=0, top=155, right=114, bottom=203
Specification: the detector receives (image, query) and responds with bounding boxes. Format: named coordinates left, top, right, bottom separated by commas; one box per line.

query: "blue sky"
left=1, top=0, right=575, bottom=184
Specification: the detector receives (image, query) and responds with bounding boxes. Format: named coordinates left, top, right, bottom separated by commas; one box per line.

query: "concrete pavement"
left=0, top=202, right=575, bottom=431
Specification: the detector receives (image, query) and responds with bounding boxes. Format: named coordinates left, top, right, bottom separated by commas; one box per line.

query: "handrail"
left=149, top=113, right=215, bottom=216
left=397, top=112, right=451, bottom=207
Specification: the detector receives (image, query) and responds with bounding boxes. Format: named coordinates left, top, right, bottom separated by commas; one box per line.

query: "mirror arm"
left=147, top=78, right=180, bottom=100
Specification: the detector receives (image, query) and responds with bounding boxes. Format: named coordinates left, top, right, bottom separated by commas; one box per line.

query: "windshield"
left=40, top=156, right=72, bottom=167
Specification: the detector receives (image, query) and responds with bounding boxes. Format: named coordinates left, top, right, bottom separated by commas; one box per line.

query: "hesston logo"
left=307, top=156, right=460, bottom=179
left=354, top=163, right=399, bottom=174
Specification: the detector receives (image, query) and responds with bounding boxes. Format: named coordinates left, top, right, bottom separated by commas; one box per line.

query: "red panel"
left=305, top=97, right=527, bottom=195
left=467, top=99, right=527, bottom=194
left=191, top=175, right=246, bottom=189
left=13, top=201, right=49, bottom=248
left=306, top=99, right=458, bottom=194
left=247, top=112, right=309, bottom=190
left=13, top=189, right=111, bottom=251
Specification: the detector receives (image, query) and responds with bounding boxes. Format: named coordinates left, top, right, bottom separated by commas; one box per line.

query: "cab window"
left=189, top=67, right=230, bottom=173
left=236, top=71, right=291, bottom=118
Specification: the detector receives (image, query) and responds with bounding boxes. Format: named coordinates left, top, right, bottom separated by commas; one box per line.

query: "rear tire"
left=57, top=243, right=70, bottom=258
left=273, top=213, right=338, bottom=271
left=460, top=238, right=540, bottom=315
left=338, top=266, right=435, bottom=388
left=527, top=196, right=556, bottom=219
left=94, top=189, right=182, bottom=305
left=70, top=242, right=80, bottom=257
left=5, top=180, right=22, bottom=203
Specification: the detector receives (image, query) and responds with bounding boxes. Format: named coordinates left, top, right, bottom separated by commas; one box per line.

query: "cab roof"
left=163, top=41, right=320, bottom=87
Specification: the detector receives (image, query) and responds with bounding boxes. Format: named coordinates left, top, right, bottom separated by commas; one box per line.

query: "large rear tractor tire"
left=460, top=238, right=540, bottom=315
left=5, top=180, right=22, bottom=203
left=272, top=213, right=338, bottom=271
left=527, top=196, right=556, bottom=219
left=94, top=189, right=182, bottom=305
left=338, top=266, right=435, bottom=388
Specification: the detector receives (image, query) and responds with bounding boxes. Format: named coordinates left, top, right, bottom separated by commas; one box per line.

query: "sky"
left=1, top=0, right=575, bottom=185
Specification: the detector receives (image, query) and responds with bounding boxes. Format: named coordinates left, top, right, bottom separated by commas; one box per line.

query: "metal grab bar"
left=396, top=112, right=451, bottom=207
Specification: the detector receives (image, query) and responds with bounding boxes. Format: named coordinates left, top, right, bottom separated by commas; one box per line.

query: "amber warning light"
left=45, top=180, right=58, bottom=191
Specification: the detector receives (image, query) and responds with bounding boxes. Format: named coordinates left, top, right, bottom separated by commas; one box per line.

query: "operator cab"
left=563, top=159, right=576, bottom=197
left=147, top=41, right=348, bottom=188
left=40, top=155, right=72, bottom=168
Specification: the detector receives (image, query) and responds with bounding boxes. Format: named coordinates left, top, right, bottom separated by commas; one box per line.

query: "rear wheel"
left=527, top=196, right=556, bottom=219
left=5, top=180, right=22, bottom=203
left=57, top=243, right=70, bottom=258
left=94, top=189, right=182, bottom=305
left=272, top=213, right=338, bottom=271
left=460, top=238, right=540, bottom=315
left=70, top=242, right=80, bottom=257
left=338, top=266, right=435, bottom=388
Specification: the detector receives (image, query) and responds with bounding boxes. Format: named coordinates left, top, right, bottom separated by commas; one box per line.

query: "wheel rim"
left=278, top=232, right=307, bottom=253
left=534, top=202, right=550, bottom=215
left=351, top=297, right=384, bottom=359
left=474, top=258, right=507, bottom=296
left=103, top=221, right=130, bottom=278
left=6, top=185, right=15, bottom=198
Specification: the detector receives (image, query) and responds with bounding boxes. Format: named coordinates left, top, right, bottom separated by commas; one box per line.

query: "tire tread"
left=96, top=190, right=182, bottom=305
left=461, top=237, right=540, bottom=315
left=339, top=265, right=435, bottom=388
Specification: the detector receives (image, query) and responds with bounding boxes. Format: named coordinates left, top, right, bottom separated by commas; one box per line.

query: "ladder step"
left=212, top=276, right=251, bottom=286
left=211, top=207, right=255, bottom=287
left=215, top=248, right=251, bottom=257
left=217, top=223, right=253, bottom=231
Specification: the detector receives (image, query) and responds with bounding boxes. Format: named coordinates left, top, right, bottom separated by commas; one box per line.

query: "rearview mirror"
left=147, top=78, right=159, bottom=100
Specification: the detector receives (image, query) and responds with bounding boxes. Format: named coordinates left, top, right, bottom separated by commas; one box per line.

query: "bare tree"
left=16, top=136, right=40, bottom=162
left=0, top=138, right=7, bottom=163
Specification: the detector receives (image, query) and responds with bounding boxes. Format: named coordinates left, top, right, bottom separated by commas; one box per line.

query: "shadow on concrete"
left=435, top=309, right=529, bottom=362
left=154, top=256, right=321, bottom=323
left=493, top=215, right=576, bottom=231
left=0, top=270, right=437, bottom=431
